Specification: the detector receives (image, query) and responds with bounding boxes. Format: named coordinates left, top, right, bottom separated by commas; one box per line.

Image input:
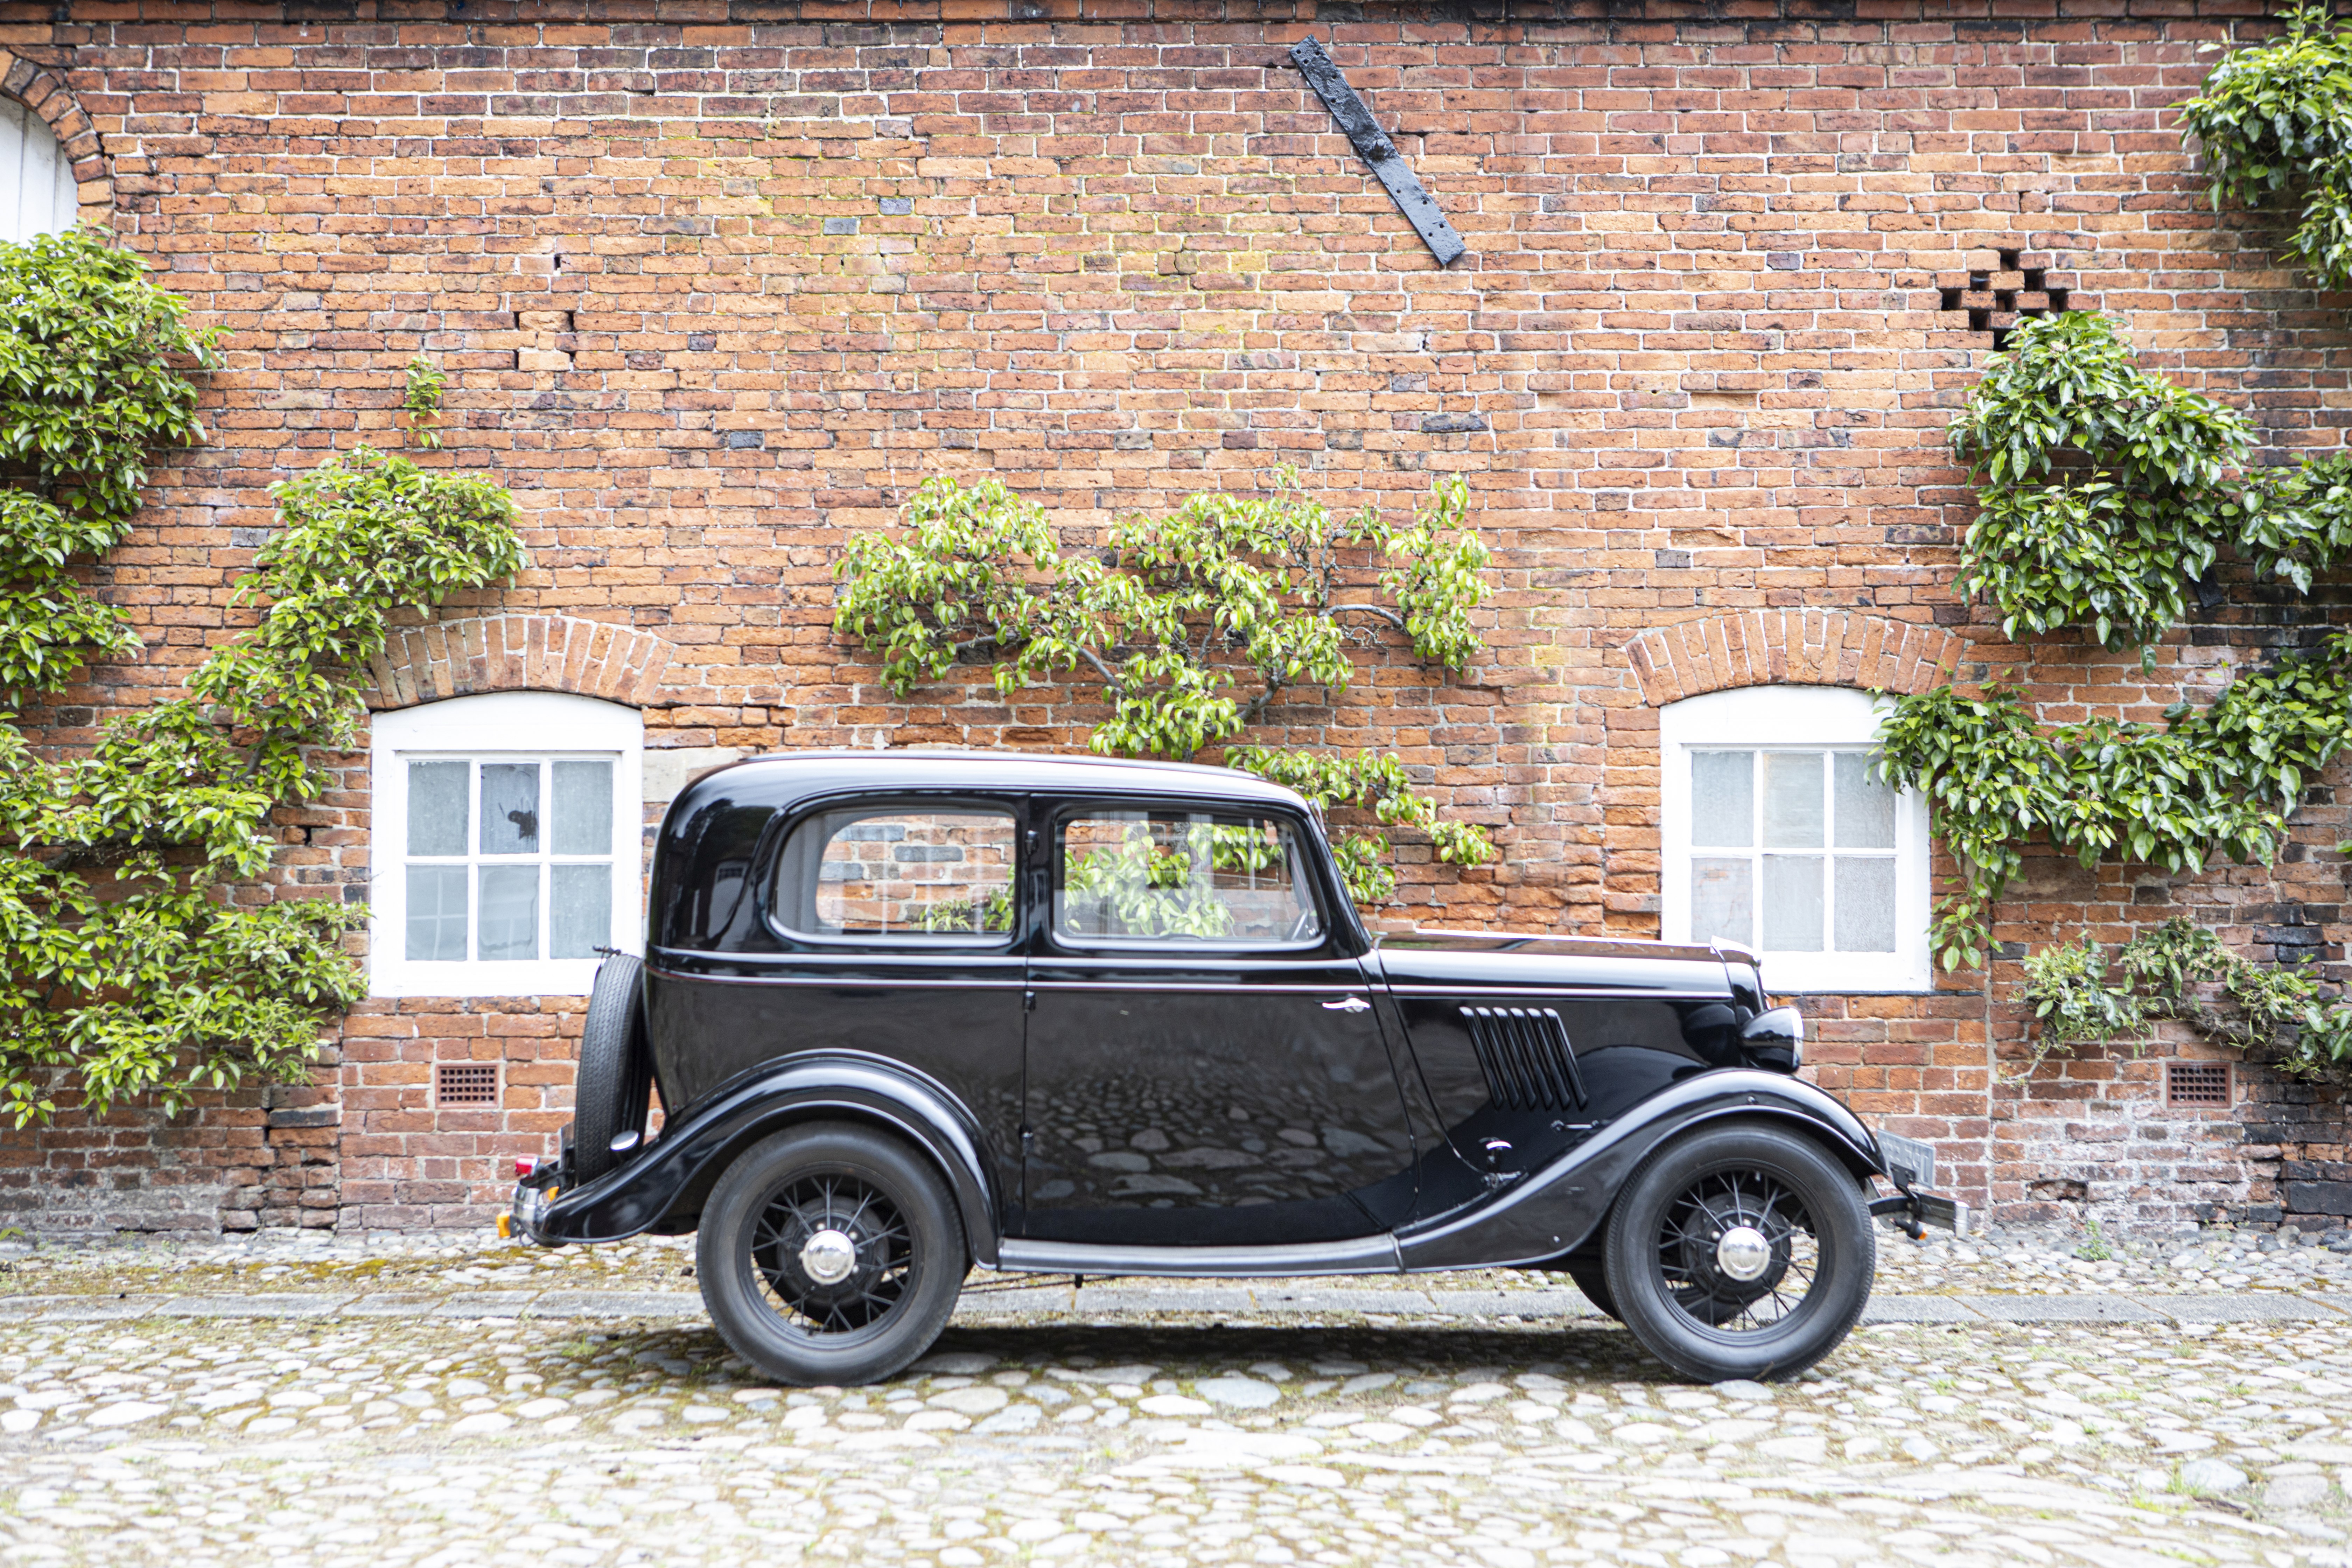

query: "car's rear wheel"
left=572, top=953, right=653, bottom=1186
left=696, top=1122, right=967, bottom=1386
left=1602, top=1120, right=1873, bottom=1382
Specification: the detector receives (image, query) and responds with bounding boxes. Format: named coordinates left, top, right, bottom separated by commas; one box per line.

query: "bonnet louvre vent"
left=1461, top=1006, right=1586, bottom=1110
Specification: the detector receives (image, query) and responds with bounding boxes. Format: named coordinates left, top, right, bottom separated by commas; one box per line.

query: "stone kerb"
left=0, top=54, right=112, bottom=225
left=363, top=614, right=674, bottom=711
left=1627, top=610, right=1966, bottom=707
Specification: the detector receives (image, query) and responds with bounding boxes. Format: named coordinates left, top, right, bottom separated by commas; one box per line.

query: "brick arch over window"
left=1627, top=610, right=1965, bottom=707
left=364, top=615, right=676, bottom=710
left=0, top=55, right=111, bottom=225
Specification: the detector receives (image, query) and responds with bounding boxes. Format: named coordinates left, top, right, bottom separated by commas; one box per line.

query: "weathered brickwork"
left=4, top=0, right=2348, bottom=1233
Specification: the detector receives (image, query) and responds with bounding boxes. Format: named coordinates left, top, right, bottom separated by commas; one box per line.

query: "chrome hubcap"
left=1714, top=1224, right=1773, bottom=1283
left=799, top=1227, right=859, bottom=1286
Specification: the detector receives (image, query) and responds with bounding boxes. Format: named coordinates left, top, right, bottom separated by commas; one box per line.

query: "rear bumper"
left=1869, top=1188, right=1969, bottom=1236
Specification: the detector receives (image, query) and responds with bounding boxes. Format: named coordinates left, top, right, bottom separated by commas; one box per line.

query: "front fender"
left=1394, top=1069, right=1883, bottom=1271
left=527, top=1052, right=1004, bottom=1261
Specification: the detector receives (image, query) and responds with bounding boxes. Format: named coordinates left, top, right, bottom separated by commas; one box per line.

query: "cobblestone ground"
left=0, top=1229, right=2345, bottom=1566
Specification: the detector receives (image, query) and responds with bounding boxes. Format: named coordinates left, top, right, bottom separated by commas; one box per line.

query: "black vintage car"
left=512, top=751, right=1960, bottom=1386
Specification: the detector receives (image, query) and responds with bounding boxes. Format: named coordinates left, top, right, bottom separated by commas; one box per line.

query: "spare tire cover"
left=571, top=952, right=653, bottom=1184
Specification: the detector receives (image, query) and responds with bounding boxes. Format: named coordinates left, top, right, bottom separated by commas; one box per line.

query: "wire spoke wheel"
left=1602, top=1122, right=1873, bottom=1383
left=746, top=1169, right=915, bottom=1337
left=1653, top=1164, right=1820, bottom=1333
left=698, top=1123, right=967, bottom=1386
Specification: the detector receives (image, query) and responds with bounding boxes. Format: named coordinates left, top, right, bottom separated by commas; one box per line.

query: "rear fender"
left=530, top=1052, right=1002, bottom=1261
left=1394, top=1069, right=1882, bottom=1271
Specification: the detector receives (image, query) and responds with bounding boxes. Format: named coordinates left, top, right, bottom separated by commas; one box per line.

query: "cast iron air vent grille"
left=436, top=1063, right=498, bottom=1108
left=1936, top=247, right=2074, bottom=352
left=1461, top=1007, right=1587, bottom=1111
left=2165, top=1060, right=2232, bottom=1108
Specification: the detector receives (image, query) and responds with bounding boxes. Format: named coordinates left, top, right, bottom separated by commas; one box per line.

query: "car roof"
left=675, top=748, right=1313, bottom=814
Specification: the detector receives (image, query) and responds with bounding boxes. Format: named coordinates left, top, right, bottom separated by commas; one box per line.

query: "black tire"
left=1602, top=1120, right=1874, bottom=1383
left=696, top=1122, right=967, bottom=1387
left=1562, top=1257, right=1620, bottom=1321
left=571, top=953, right=652, bottom=1185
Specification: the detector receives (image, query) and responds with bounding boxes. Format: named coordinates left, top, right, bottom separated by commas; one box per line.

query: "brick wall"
left=6, top=0, right=2348, bottom=1233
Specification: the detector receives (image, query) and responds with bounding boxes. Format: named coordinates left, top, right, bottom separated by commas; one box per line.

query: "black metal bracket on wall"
left=1287, top=37, right=1466, bottom=270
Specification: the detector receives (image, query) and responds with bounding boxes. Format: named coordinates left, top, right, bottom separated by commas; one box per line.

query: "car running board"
left=991, top=1236, right=1406, bottom=1279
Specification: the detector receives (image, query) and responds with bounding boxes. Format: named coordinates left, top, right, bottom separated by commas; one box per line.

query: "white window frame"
left=1659, top=685, right=1931, bottom=995
left=0, top=98, right=78, bottom=245
left=370, top=692, right=643, bottom=998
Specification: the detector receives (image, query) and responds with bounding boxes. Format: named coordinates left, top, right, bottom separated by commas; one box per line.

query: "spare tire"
left=571, top=952, right=653, bottom=1185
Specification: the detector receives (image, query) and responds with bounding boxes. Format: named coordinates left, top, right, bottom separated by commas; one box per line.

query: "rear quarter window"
left=773, top=806, right=1017, bottom=941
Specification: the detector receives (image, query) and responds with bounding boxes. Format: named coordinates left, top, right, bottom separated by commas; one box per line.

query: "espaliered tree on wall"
left=1876, top=309, right=2352, bottom=1081
left=2180, top=3, right=2352, bottom=293
left=0, top=230, right=525, bottom=1126
left=833, top=471, right=1496, bottom=905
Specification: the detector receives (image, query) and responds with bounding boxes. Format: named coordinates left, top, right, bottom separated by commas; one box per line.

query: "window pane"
left=406, top=760, right=468, bottom=858
left=1761, top=855, right=1823, bottom=951
left=1762, top=752, right=1824, bottom=848
left=1834, top=857, right=1897, bottom=952
left=1057, top=812, right=1320, bottom=945
left=551, top=863, right=612, bottom=960
left=552, top=760, right=613, bottom=855
left=477, top=864, right=540, bottom=960
left=479, top=763, right=541, bottom=854
left=1689, top=858, right=1752, bottom=948
left=1690, top=752, right=1753, bottom=848
left=782, top=811, right=1017, bottom=937
left=405, top=865, right=468, bottom=961
left=1834, top=752, right=1896, bottom=849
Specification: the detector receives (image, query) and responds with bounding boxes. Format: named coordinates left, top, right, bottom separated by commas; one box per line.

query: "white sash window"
left=1660, top=685, right=1931, bottom=994
left=0, top=100, right=76, bottom=244
left=371, top=693, right=643, bottom=997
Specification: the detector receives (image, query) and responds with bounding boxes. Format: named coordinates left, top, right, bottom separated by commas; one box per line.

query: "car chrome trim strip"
left=992, top=1235, right=1404, bottom=1278
left=1399, top=928, right=1735, bottom=964
left=1385, top=985, right=1720, bottom=1000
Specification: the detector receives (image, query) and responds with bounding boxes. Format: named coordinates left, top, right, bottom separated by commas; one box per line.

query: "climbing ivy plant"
left=1881, top=308, right=2352, bottom=1079
left=2178, top=3, right=2352, bottom=293
left=0, top=231, right=526, bottom=1125
left=2017, top=918, right=2352, bottom=1083
left=1876, top=635, right=2352, bottom=974
left=834, top=471, right=1497, bottom=904
left=1946, top=310, right=2352, bottom=652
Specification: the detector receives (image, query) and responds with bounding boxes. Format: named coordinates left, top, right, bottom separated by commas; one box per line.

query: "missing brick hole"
left=437, top=1062, right=498, bottom=1108
left=2165, top=1060, right=2232, bottom=1108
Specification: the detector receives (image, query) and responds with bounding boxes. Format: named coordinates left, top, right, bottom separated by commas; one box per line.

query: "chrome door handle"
left=1322, top=996, right=1371, bottom=1013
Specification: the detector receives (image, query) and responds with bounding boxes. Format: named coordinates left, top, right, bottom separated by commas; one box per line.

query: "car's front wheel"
left=1601, top=1120, right=1873, bottom=1382
left=696, top=1122, right=967, bottom=1386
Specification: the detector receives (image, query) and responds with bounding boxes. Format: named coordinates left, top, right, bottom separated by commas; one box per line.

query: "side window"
left=775, top=808, right=1016, bottom=940
left=1056, top=810, right=1322, bottom=946
left=0, top=99, right=77, bottom=244
left=1660, top=685, right=1930, bottom=993
left=402, top=755, right=617, bottom=964
left=369, top=691, right=644, bottom=999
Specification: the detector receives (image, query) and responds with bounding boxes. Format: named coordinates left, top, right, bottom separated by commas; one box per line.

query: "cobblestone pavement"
left=0, top=1230, right=2346, bottom=1566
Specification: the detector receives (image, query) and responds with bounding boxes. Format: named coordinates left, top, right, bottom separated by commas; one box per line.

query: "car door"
left=651, top=793, right=1033, bottom=1211
left=1017, top=797, right=1419, bottom=1246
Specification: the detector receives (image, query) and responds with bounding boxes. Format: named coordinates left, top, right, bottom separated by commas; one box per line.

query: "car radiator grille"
left=1460, top=1006, right=1587, bottom=1110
